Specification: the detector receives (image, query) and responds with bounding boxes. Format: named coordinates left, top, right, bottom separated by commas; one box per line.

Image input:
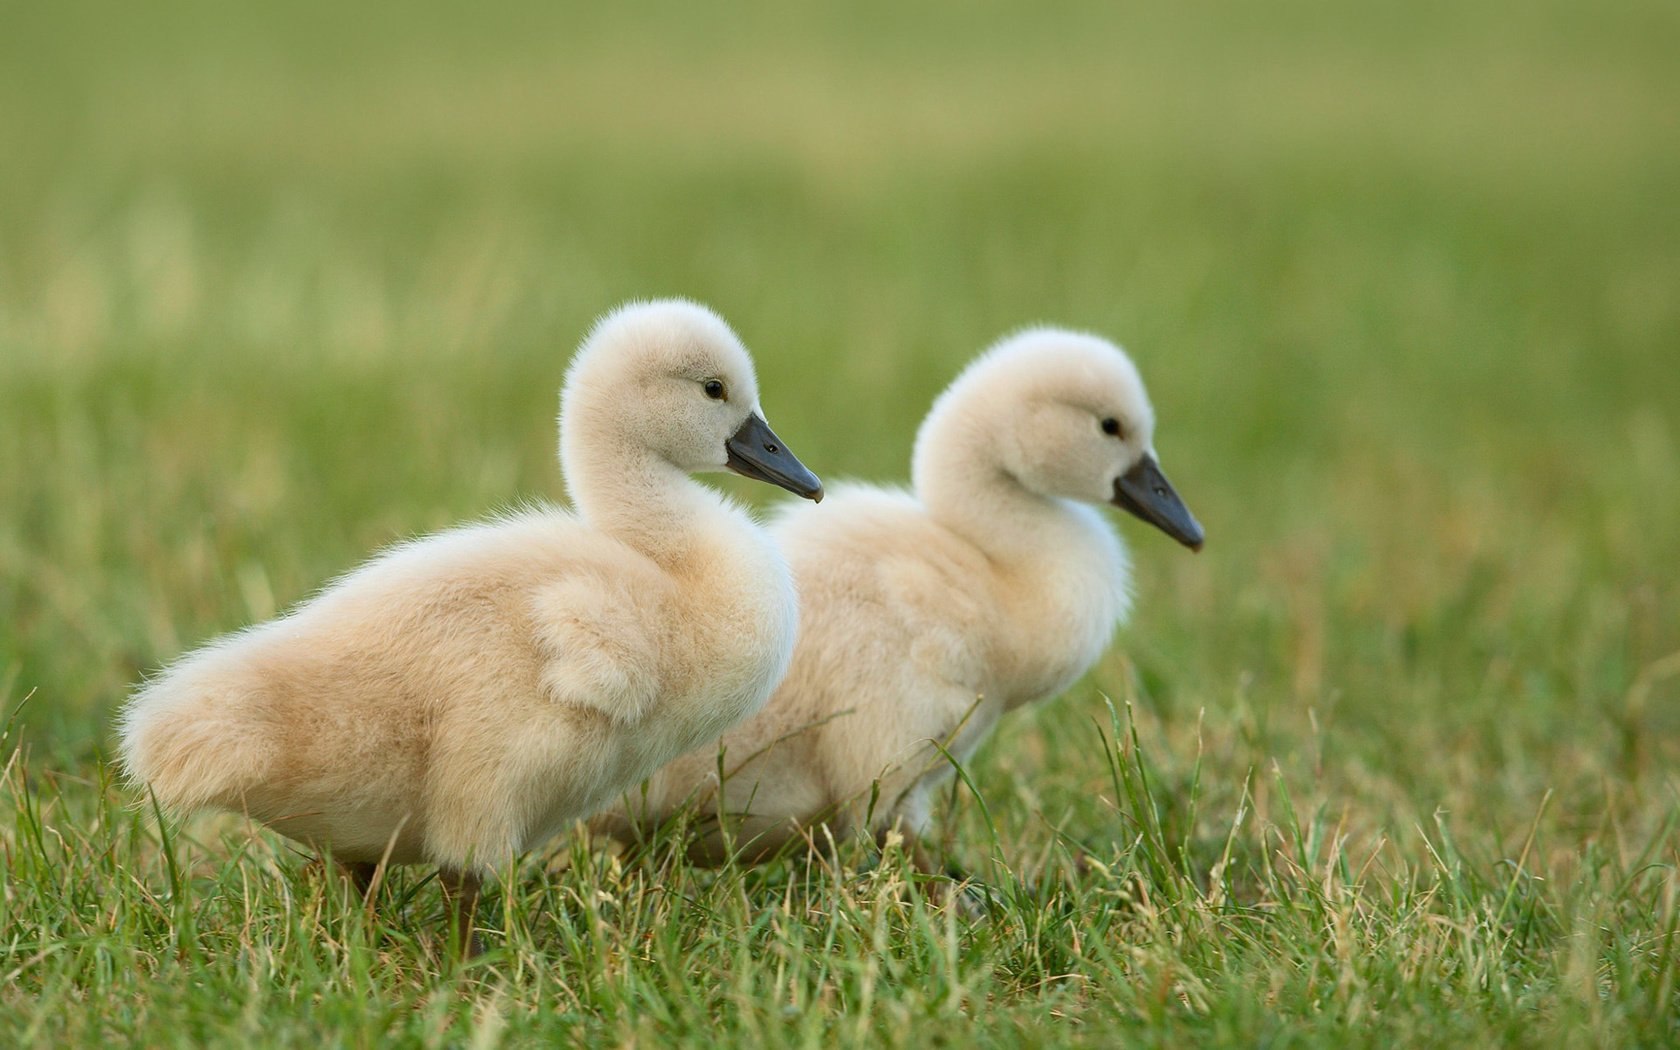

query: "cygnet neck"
left=912, top=415, right=1089, bottom=563
left=560, top=418, right=723, bottom=566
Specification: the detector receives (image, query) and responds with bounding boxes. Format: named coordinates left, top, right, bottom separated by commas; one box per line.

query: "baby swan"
left=599, top=327, right=1201, bottom=876
left=119, top=299, right=822, bottom=950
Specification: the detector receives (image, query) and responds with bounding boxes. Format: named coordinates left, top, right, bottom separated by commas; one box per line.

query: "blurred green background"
left=2, top=0, right=1677, bottom=823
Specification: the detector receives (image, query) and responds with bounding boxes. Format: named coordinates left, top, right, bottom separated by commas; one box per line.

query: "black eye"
left=1101, top=417, right=1123, bottom=437
left=703, top=379, right=726, bottom=400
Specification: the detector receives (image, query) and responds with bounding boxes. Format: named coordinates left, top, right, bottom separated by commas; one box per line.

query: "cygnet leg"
left=439, top=868, right=485, bottom=958
left=340, top=860, right=379, bottom=898
left=878, top=824, right=963, bottom=896
left=893, top=829, right=989, bottom=918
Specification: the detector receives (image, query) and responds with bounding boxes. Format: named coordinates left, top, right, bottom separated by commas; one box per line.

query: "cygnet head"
left=560, top=299, right=823, bottom=503
left=912, top=327, right=1204, bottom=550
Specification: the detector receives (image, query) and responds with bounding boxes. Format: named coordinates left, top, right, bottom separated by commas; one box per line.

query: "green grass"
left=3, top=0, right=1678, bottom=1044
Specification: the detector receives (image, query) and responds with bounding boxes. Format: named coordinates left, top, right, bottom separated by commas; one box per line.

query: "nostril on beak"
left=766, top=443, right=780, bottom=454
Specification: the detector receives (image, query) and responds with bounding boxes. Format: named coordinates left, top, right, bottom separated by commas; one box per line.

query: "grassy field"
left=4, top=0, right=1679, bottom=1044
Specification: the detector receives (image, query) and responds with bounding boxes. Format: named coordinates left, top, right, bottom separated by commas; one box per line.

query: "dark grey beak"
left=1112, top=455, right=1204, bottom=551
left=725, top=414, right=824, bottom=502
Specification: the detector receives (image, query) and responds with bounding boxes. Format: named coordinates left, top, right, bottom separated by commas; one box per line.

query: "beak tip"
left=1181, top=521, right=1206, bottom=552
left=809, top=487, right=825, bottom=504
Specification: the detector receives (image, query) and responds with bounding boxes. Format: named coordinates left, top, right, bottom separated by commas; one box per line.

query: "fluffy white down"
left=118, top=299, right=803, bottom=873
left=600, top=327, right=1192, bottom=861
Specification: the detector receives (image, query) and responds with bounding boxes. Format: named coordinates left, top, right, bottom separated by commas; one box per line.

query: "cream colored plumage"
left=598, top=327, right=1203, bottom=871
left=118, top=300, right=823, bottom=936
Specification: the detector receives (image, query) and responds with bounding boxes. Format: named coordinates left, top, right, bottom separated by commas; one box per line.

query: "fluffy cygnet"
left=597, top=327, right=1201, bottom=876
left=119, top=299, right=823, bottom=948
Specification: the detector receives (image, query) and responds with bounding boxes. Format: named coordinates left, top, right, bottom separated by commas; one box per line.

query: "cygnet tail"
left=117, top=674, right=275, bottom=814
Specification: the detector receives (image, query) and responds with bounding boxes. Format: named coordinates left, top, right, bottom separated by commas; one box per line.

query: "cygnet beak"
left=725, top=414, right=825, bottom=502
left=1112, top=455, right=1204, bottom=551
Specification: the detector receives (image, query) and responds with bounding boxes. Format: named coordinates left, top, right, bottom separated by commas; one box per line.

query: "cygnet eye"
left=1100, top=417, right=1124, bottom=438
left=703, top=379, right=727, bottom=401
